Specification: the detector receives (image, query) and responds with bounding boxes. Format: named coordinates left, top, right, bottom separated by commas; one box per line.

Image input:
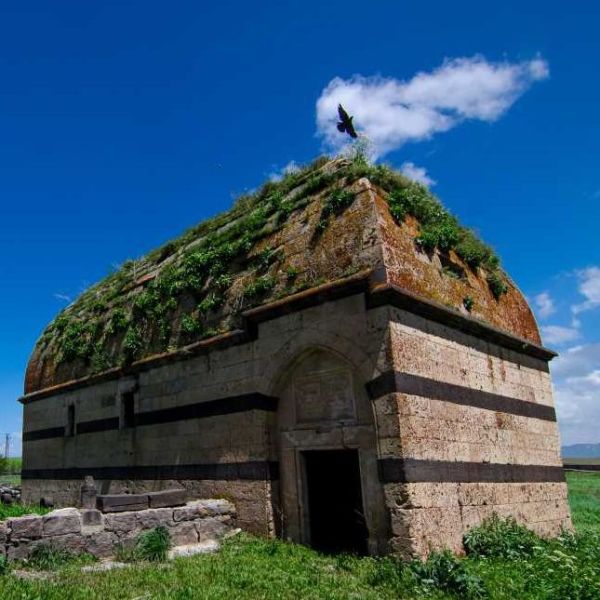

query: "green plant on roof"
left=243, top=275, right=276, bottom=300
left=198, top=293, right=224, bottom=314
left=57, top=319, right=99, bottom=363
left=417, top=218, right=462, bottom=252
left=213, top=273, right=232, bottom=290
left=256, top=246, right=282, bottom=272
left=46, top=154, right=508, bottom=376
left=455, top=230, right=499, bottom=271
left=315, top=188, right=356, bottom=235
left=122, top=325, right=143, bottom=362
left=107, top=308, right=129, bottom=334
left=379, top=174, right=506, bottom=297
left=463, top=296, right=475, bottom=312
left=180, top=314, right=203, bottom=336
left=487, top=271, right=509, bottom=299
left=387, top=181, right=499, bottom=268
left=285, top=266, right=298, bottom=282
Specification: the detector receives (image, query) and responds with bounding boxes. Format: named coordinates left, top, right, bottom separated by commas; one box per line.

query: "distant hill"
left=562, top=443, right=600, bottom=458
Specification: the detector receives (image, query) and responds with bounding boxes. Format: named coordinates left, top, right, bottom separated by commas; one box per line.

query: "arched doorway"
left=275, top=347, right=388, bottom=554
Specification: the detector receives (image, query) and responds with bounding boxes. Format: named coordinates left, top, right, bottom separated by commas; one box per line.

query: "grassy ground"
left=563, top=458, right=600, bottom=465
left=0, top=503, right=49, bottom=520
left=0, top=458, right=21, bottom=487
left=566, top=471, right=600, bottom=533
left=0, top=472, right=598, bottom=599
left=0, top=474, right=20, bottom=487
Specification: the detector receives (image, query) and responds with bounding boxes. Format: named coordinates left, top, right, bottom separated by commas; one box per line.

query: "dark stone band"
left=21, top=460, right=279, bottom=482
left=22, top=426, right=65, bottom=442
left=366, top=371, right=556, bottom=422
left=135, top=393, right=277, bottom=427
left=23, top=393, right=278, bottom=441
left=378, top=458, right=566, bottom=483
left=22, top=459, right=564, bottom=485
left=76, top=417, right=120, bottom=435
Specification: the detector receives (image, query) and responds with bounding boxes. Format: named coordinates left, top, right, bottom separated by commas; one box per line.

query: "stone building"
left=20, top=157, right=570, bottom=557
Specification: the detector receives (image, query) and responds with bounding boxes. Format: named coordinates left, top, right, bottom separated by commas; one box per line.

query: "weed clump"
left=464, top=514, right=540, bottom=560
left=180, top=314, right=202, bottom=336
left=25, top=544, right=95, bottom=571
left=387, top=181, right=500, bottom=272
left=117, top=526, right=172, bottom=563
left=243, top=275, right=276, bottom=300
left=135, top=526, right=171, bottom=562
left=315, top=188, right=356, bottom=234
left=486, top=271, right=509, bottom=300
left=409, top=550, right=488, bottom=599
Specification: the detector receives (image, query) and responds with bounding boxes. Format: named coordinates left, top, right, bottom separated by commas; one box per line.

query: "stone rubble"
left=0, top=484, right=21, bottom=505
left=0, top=498, right=235, bottom=561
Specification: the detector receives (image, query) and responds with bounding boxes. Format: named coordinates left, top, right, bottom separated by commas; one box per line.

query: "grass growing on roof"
left=40, top=153, right=510, bottom=379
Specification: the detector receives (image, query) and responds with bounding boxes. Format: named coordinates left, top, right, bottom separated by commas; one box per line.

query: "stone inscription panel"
left=294, top=368, right=355, bottom=424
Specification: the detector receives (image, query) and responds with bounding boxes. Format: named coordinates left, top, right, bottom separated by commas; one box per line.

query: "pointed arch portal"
left=273, top=347, right=389, bottom=555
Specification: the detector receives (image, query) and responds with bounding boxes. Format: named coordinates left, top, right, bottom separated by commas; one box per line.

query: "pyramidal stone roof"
left=25, top=156, right=546, bottom=396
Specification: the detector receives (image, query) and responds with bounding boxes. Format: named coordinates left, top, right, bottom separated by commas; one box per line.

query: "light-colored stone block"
left=8, top=516, right=43, bottom=540
left=169, top=522, right=198, bottom=546
left=42, top=507, right=81, bottom=537
left=104, top=512, right=138, bottom=534
left=173, top=501, right=209, bottom=522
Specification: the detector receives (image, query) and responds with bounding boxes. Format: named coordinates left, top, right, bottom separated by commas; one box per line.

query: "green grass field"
left=567, top=471, right=600, bottom=533
left=563, top=457, right=600, bottom=465
left=0, top=474, right=20, bottom=487
left=0, top=503, right=49, bottom=520
left=0, top=471, right=598, bottom=599
left=0, top=458, right=21, bottom=488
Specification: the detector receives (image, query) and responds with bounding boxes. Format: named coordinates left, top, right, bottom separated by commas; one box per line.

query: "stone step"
left=96, top=489, right=188, bottom=513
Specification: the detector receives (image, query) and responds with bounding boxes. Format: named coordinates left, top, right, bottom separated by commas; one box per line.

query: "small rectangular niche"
left=121, top=391, right=136, bottom=429
left=66, top=404, right=76, bottom=437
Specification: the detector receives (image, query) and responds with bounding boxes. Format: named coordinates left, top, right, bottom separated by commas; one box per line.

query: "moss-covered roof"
left=25, top=156, right=541, bottom=394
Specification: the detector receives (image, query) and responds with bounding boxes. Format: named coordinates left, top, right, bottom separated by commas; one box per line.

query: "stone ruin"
left=0, top=496, right=235, bottom=561
left=1, top=478, right=235, bottom=561
left=0, top=484, right=20, bottom=506
left=19, top=157, right=571, bottom=557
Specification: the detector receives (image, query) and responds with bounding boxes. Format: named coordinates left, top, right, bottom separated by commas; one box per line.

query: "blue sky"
left=1, top=1, right=599, bottom=454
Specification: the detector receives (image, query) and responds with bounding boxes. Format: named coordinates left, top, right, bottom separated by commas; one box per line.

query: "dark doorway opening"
left=303, top=449, right=368, bottom=555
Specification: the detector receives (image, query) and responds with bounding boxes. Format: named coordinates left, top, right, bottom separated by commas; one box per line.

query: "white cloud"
left=534, top=291, right=555, bottom=319
left=269, top=160, right=300, bottom=182
left=554, top=377, right=600, bottom=445
left=541, top=325, right=580, bottom=345
left=400, top=162, right=436, bottom=187
left=53, top=293, right=72, bottom=303
left=552, top=343, right=600, bottom=378
left=552, top=345, right=600, bottom=445
left=537, top=267, right=600, bottom=444
left=572, top=266, right=600, bottom=314
left=316, top=55, right=549, bottom=159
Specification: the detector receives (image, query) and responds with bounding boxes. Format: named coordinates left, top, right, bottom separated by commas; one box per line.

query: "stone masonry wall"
left=0, top=499, right=235, bottom=561
left=379, top=306, right=570, bottom=557
left=21, top=293, right=389, bottom=539
left=21, top=290, right=569, bottom=558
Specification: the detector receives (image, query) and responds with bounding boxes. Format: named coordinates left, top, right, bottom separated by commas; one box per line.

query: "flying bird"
left=336, top=104, right=358, bottom=138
